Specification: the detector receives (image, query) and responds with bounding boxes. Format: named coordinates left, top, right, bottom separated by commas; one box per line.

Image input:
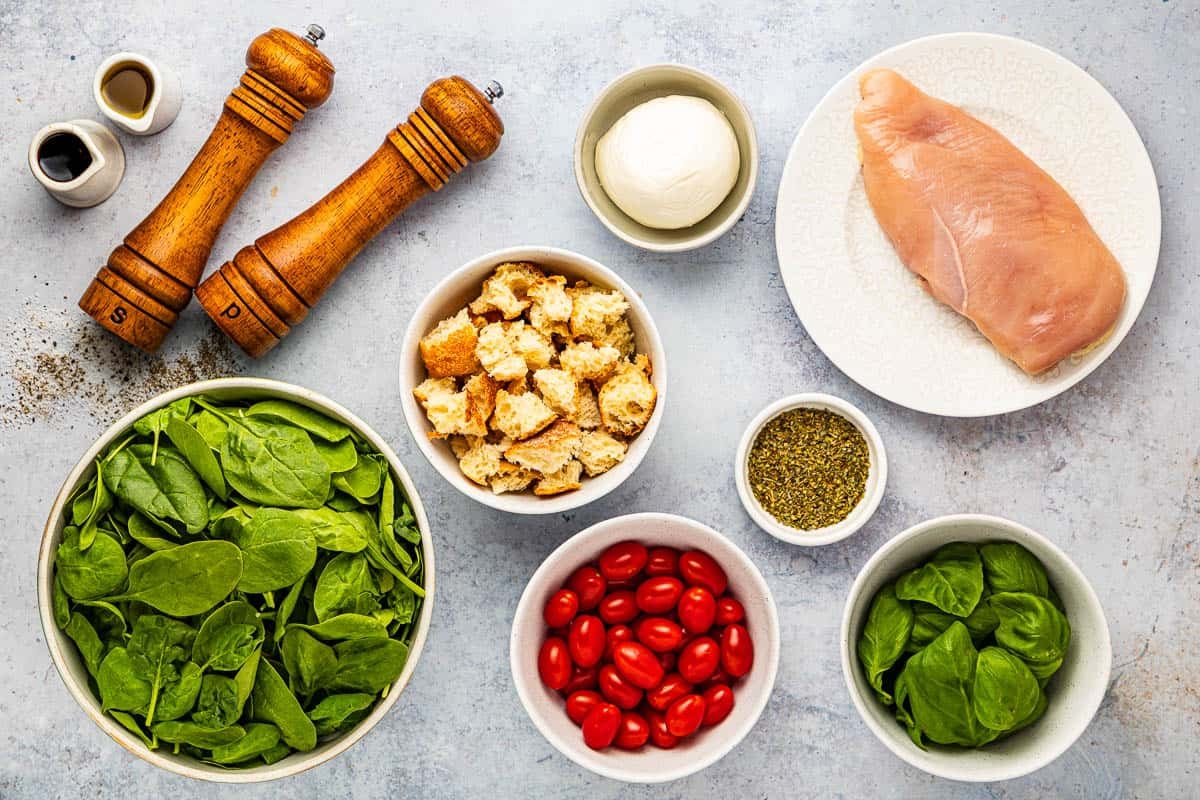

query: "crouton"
left=570, top=288, right=630, bottom=341
left=577, top=429, right=628, bottom=476
left=570, top=382, right=603, bottom=429
left=475, top=322, right=528, bottom=382
left=419, top=309, right=480, bottom=378
left=534, top=459, right=584, bottom=496
left=593, top=315, right=636, bottom=358
left=504, top=420, right=581, bottom=475
left=559, top=341, right=621, bottom=382
left=413, top=378, right=487, bottom=438
left=492, top=389, right=558, bottom=440
left=598, top=359, right=657, bottom=436
left=533, top=368, right=578, bottom=417
left=490, top=461, right=537, bottom=494
left=453, top=436, right=503, bottom=485
left=468, top=261, right=544, bottom=319
left=464, top=372, right=498, bottom=425
left=512, top=323, right=556, bottom=370
left=528, top=275, right=572, bottom=338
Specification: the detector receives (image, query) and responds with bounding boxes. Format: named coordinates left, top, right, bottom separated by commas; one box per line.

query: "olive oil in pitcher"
left=100, top=63, right=153, bottom=119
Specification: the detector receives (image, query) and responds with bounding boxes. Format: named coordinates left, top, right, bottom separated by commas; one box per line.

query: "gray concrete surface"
left=1, top=1, right=1197, bottom=797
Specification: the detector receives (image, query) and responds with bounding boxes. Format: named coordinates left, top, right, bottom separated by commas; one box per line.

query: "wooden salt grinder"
left=194, top=76, right=505, bottom=357
left=78, top=25, right=335, bottom=353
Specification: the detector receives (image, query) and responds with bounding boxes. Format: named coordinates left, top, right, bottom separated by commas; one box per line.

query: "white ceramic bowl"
left=840, top=514, right=1112, bottom=782
left=400, top=245, right=666, bottom=515
left=735, top=393, right=887, bottom=546
left=511, top=513, right=780, bottom=783
left=36, top=378, right=436, bottom=783
left=574, top=64, right=759, bottom=252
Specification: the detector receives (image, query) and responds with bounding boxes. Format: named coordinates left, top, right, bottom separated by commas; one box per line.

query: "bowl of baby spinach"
left=36, top=378, right=435, bottom=782
left=840, top=514, right=1110, bottom=782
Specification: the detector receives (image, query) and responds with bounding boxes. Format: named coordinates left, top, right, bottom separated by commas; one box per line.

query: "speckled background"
left=1, top=1, right=1197, bottom=797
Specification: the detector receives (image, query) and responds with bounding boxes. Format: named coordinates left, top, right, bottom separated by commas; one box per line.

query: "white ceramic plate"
left=775, top=33, right=1160, bottom=417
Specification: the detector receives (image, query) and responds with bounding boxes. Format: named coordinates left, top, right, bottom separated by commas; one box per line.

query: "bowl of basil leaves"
left=841, top=514, right=1110, bottom=782
left=37, top=378, right=434, bottom=781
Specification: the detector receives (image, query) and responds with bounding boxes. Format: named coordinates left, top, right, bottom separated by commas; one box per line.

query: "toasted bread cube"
left=528, top=275, right=572, bottom=338
left=414, top=377, right=487, bottom=438
left=533, top=368, right=578, bottom=417
left=593, top=315, right=636, bottom=358
left=570, top=382, right=603, bottom=429
left=464, top=372, right=498, bottom=424
left=468, top=262, right=545, bottom=320
left=492, top=389, right=558, bottom=441
left=452, top=435, right=503, bottom=486
left=476, top=322, right=528, bottom=382
left=598, top=359, right=657, bottom=436
left=419, top=309, right=480, bottom=378
left=504, top=420, right=581, bottom=475
left=490, top=461, right=537, bottom=494
left=577, top=429, right=628, bottom=476
left=512, top=323, right=555, bottom=370
left=534, top=459, right=584, bottom=496
left=570, top=288, right=630, bottom=341
left=559, top=341, right=621, bottom=382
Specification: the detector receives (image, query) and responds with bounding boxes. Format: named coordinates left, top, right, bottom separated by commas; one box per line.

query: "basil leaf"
left=856, top=583, right=912, bottom=705
left=246, top=400, right=352, bottom=442
left=221, top=418, right=330, bottom=509
left=895, top=542, right=984, bottom=617
left=972, top=646, right=1040, bottom=731
left=895, top=623, right=993, bottom=746
left=980, top=542, right=1049, bottom=597
left=988, top=591, right=1071, bottom=664
left=104, top=445, right=209, bottom=534
left=232, top=509, right=318, bottom=593
left=109, top=541, right=243, bottom=616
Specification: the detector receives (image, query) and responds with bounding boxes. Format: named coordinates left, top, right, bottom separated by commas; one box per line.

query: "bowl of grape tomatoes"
left=510, top=512, right=780, bottom=782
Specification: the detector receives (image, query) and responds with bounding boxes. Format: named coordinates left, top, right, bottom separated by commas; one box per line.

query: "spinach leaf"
left=192, top=674, right=243, bottom=729
left=327, top=637, right=409, bottom=693
left=980, top=542, right=1049, bottom=597
left=896, top=622, right=992, bottom=747
left=972, top=646, right=1040, bottom=731
left=292, top=614, right=389, bottom=641
left=152, top=720, right=246, bottom=748
left=247, top=400, right=351, bottom=442
left=193, top=601, right=264, bottom=671
left=156, top=661, right=204, bottom=722
left=52, top=574, right=71, bottom=629
left=856, top=583, right=913, bottom=705
left=291, top=507, right=368, bottom=553
left=895, top=542, right=983, bottom=617
left=192, top=410, right=229, bottom=451
left=280, top=630, right=337, bottom=695
left=76, top=460, right=113, bottom=550
left=274, top=577, right=307, bottom=646
left=104, top=445, right=209, bottom=533
left=989, top=592, right=1071, bottom=664
left=219, top=416, right=331, bottom=509
left=165, top=417, right=228, bottom=500
left=97, top=647, right=152, bottom=712
left=64, top=612, right=106, bottom=678
left=307, top=693, right=375, bottom=737
left=314, top=553, right=379, bottom=622
left=314, top=438, right=358, bottom=473
left=127, top=512, right=178, bottom=551
left=56, top=530, right=127, bottom=600
left=248, top=658, right=316, bottom=751
left=332, top=455, right=384, bottom=502
left=126, top=614, right=196, bottom=726
left=208, top=722, right=282, bottom=765
left=111, top=710, right=156, bottom=749
left=108, top=541, right=243, bottom=616
left=232, top=509, right=317, bottom=593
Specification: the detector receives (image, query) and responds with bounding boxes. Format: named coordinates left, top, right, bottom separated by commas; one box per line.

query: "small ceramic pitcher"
left=93, top=52, right=182, bottom=136
left=28, top=119, right=126, bottom=208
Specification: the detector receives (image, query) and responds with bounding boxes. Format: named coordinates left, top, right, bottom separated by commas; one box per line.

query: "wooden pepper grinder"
left=79, top=25, right=335, bottom=353
left=195, top=76, right=504, bottom=357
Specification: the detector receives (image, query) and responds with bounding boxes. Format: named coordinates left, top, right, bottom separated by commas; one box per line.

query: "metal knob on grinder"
left=79, top=25, right=335, bottom=353
left=195, top=75, right=505, bottom=357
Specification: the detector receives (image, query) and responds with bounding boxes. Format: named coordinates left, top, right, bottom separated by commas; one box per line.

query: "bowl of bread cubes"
left=400, top=246, right=666, bottom=514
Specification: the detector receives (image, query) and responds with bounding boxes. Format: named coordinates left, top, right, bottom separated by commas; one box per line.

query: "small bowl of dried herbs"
left=734, top=393, right=886, bottom=546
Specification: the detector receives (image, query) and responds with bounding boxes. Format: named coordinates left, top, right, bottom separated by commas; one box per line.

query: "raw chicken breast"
left=854, top=69, right=1126, bottom=375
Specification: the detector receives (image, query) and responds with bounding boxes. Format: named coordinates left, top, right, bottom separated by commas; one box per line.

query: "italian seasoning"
left=747, top=407, right=870, bottom=530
